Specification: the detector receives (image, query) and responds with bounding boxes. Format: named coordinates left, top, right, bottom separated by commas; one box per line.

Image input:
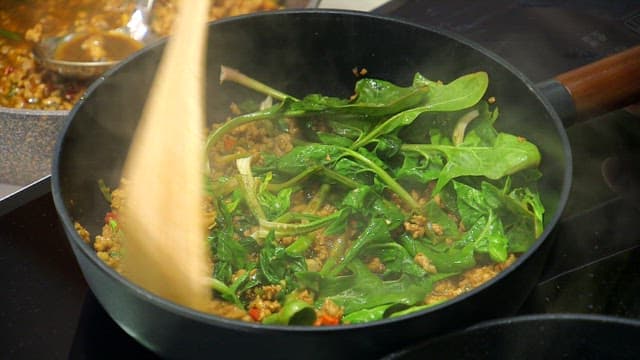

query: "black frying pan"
left=51, top=10, right=640, bottom=359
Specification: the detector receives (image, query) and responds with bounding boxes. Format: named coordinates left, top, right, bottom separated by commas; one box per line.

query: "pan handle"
left=537, top=45, right=640, bottom=126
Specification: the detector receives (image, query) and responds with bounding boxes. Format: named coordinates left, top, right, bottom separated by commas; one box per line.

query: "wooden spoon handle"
left=554, top=45, right=640, bottom=118
left=121, top=0, right=211, bottom=310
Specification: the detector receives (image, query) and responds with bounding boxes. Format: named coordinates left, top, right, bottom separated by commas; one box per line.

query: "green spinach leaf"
left=351, top=72, right=489, bottom=148
left=323, top=217, right=392, bottom=277
left=262, top=299, right=316, bottom=325
left=342, top=303, right=408, bottom=324
left=362, top=243, right=427, bottom=278
left=209, top=198, right=249, bottom=283
left=257, top=172, right=293, bottom=220
left=399, top=234, right=476, bottom=273
left=258, top=231, right=307, bottom=290
left=403, top=132, right=541, bottom=193
left=321, top=260, right=434, bottom=315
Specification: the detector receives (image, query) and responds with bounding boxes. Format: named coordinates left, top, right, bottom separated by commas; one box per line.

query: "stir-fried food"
left=79, top=67, right=545, bottom=325
left=0, top=0, right=283, bottom=110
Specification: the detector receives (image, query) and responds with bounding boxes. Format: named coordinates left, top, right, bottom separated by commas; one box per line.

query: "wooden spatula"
left=120, top=0, right=211, bottom=311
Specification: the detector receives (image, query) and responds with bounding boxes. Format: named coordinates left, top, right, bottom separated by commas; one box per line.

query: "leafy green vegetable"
left=97, top=179, right=112, bottom=202
left=454, top=180, right=541, bottom=256
left=0, top=28, right=21, bottom=41
left=323, top=218, right=392, bottom=277
left=388, top=303, right=438, bottom=318
left=258, top=231, right=307, bottom=289
left=285, top=235, right=314, bottom=256
left=403, top=132, right=541, bottom=193
left=510, top=187, right=545, bottom=238
left=481, top=182, right=543, bottom=252
left=211, top=273, right=249, bottom=307
left=461, top=210, right=509, bottom=262
left=288, top=77, right=430, bottom=117
left=342, top=303, right=408, bottom=324
left=257, top=172, right=293, bottom=220
left=237, top=156, right=343, bottom=237
left=399, top=234, right=476, bottom=273
left=394, top=151, right=442, bottom=184
left=423, top=200, right=462, bottom=242
left=209, top=198, right=249, bottom=283
left=317, top=131, right=355, bottom=147
left=262, top=299, right=316, bottom=325
left=362, top=243, right=427, bottom=278
left=204, top=66, right=546, bottom=325
left=320, top=260, right=435, bottom=314
left=220, top=65, right=291, bottom=101
left=340, top=185, right=405, bottom=230
left=350, top=72, right=489, bottom=149
left=460, top=103, right=499, bottom=147
left=259, top=143, right=420, bottom=209
left=414, top=72, right=489, bottom=112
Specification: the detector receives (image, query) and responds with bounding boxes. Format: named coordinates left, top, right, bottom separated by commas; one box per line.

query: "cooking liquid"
left=54, top=32, right=143, bottom=62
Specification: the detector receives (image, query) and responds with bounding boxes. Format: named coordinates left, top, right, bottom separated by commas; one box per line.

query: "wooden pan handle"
left=555, top=45, right=640, bottom=118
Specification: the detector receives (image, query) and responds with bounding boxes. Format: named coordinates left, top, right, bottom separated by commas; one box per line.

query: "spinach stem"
left=452, top=109, right=480, bottom=145
left=320, top=167, right=361, bottom=189
left=259, top=211, right=342, bottom=237
left=206, top=111, right=275, bottom=157
left=236, top=157, right=267, bottom=221
left=237, top=156, right=341, bottom=237
left=306, top=183, right=331, bottom=214
left=319, top=237, right=349, bottom=276
left=267, top=166, right=322, bottom=192
left=0, top=28, right=21, bottom=41
left=337, top=146, right=420, bottom=210
left=401, top=143, right=451, bottom=155
left=220, top=65, right=296, bottom=102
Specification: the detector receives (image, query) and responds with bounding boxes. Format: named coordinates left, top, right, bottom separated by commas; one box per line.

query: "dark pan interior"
left=52, top=10, right=571, bottom=359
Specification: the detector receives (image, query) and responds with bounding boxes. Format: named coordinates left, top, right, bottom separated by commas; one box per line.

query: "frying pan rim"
left=51, top=9, right=573, bottom=333
left=465, top=312, right=640, bottom=330
left=382, top=313, right=640, bottom=359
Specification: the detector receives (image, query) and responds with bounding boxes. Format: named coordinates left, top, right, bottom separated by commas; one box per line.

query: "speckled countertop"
left=0, top=108, right=67, bottom=190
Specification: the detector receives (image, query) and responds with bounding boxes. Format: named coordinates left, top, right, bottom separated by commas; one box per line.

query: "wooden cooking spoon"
left=120, top=0, right=211, bottom=311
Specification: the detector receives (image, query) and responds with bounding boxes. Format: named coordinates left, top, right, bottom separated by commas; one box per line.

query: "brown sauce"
left=54, top=32, right=143, bottom=62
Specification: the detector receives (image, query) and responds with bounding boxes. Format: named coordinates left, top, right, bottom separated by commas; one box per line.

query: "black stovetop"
left=2, top=1, right=640, bottom=358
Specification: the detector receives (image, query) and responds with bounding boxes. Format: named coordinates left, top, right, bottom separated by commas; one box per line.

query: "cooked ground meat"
left=404, top=214, right=427, bottom=239
left=317, top=298, right=343, bottom=320
left=248, top=297, right=282, bottom=321
left=414, top=253, right=437, bottom=274
left=425, top=254, right=517, bottom=305
left=366, top=257, right=386, bottom=273
left=296, top=289, right=315, bottom=305
left=204, top=298, right=252, bottom=321
left=74, top=222, right=91, bottom=243
left=94, top=224, right=122, bottom=269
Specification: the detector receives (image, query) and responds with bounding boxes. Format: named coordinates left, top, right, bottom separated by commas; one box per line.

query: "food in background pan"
left=0, top=0, right=283, bottom=110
